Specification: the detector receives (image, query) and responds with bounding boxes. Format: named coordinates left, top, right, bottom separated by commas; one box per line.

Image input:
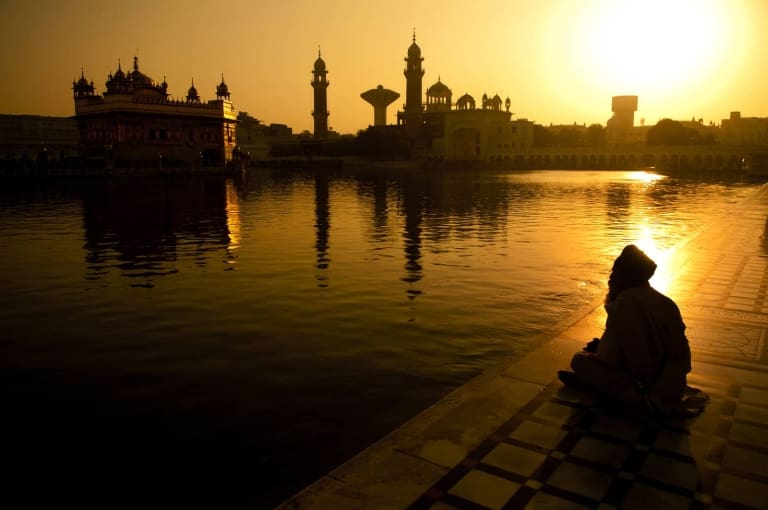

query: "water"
left=0, top=169, right=759, bottom=507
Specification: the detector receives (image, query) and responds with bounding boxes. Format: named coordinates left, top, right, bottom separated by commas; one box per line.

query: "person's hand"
left=584, top=338, right=600, bottom=353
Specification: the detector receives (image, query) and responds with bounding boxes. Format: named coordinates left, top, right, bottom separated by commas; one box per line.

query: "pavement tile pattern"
left=407, top=375, right=768, bottom=510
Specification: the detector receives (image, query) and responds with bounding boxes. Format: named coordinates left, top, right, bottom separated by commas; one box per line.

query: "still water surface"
left=0, top=169, right=759, bottom=506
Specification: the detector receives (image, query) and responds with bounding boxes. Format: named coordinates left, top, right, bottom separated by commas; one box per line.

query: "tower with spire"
left=403, top=30, right=425, bottom=138
left=311, top=49, right=329, bottom=138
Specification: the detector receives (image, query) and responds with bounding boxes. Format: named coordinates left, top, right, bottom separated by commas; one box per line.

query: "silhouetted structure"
left=606, top=95, right=641, bottom=144
left=361, top=85, right=400, bottom=126
left=393, top=35, right=533, bottom=162
left=721, top=111, right=768, bottom=146
left=0, top=115, right=79, bottom=169
left=311, top=50, right=330, bottom=138
left=401, top=32, right=425, bottom=139
left=72, top=57, right=237, bottom=168
left=236, top=111, right=294, bottom=160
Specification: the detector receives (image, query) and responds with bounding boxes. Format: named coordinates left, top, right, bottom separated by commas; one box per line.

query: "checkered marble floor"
left=407, top=372, right=768, bottom=510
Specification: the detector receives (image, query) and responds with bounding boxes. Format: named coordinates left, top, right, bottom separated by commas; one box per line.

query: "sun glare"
left=576, top=0, right=731, bottom=101
left=625, top=171, right=665, bottom=184
left=633, top=223, right=673, bottom=294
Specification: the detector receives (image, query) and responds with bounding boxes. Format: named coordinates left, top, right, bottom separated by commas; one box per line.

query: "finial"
left=318, top=45, right=321, bottom=57
left=117, top=58, right=122, bottom=71
left=133, top=55, right=139, bottom=71
left=412, top=28, right=416, bottom=43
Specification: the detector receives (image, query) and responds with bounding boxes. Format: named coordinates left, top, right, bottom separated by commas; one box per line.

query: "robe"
left=571, top=285, right=691, bottom=409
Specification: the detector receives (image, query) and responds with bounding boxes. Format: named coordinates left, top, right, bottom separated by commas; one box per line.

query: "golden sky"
left=0, top=0, right=766, bottom=134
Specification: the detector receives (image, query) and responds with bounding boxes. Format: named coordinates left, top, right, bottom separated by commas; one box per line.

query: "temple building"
left=72, top=57, right=237, bottom=168
left=396, top=35, right=533, bottom=162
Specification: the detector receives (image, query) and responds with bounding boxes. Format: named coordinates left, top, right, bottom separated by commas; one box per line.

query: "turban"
left=613, top=244, right=657, bottom=282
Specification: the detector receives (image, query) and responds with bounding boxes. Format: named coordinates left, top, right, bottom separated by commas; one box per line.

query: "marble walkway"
left=279, top=183, right=768, bottom=510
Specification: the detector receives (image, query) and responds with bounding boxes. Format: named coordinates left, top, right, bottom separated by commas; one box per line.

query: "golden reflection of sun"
left=625, top=171, right=665, bottom=184
left=225, top=179, right=241, bottom=251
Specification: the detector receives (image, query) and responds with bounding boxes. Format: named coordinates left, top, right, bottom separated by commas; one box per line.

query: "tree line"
left=533, top=119, right=716, bottom=148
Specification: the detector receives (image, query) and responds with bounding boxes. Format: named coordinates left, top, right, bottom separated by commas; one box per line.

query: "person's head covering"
left=612, top=244, right=657, bottom=281
left=606, top=244, right=657, bottom=303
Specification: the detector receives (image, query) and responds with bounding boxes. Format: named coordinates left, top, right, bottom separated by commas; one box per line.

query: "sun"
left=569, top=0, right=734, bottom=104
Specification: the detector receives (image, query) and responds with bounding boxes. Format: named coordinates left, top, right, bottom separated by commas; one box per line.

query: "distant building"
left=720, top=112, right=768, bottom=146
left=395, top=36, right=533, bottom=161
left=0, top=114, right=79, bottom=165
left=72, top=57, right=237, bottom=168
left=426, top=89, right=534, bottom=161
left=235, top=111, right=294, bottom=159
left=311, top=51, right=329, bottom=138
left=606, top=95, right=645, bottom=145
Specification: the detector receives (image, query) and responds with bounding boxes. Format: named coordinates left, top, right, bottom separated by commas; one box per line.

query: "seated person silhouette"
left=559, top=244, right=699, bottom=414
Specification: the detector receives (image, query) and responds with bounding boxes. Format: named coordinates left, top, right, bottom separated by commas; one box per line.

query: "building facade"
left=73, top=57, right=237, bottom=168
left=720, top=112, right=768, bottom=146
left=425, top=90, right=534, bottom=162
left=0, top=115, right=79, bottom=167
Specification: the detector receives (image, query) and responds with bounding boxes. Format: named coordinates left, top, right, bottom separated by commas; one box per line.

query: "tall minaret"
left=311, top=49, right=329, bottom=138
left=403, top=30, right=424, bottom=139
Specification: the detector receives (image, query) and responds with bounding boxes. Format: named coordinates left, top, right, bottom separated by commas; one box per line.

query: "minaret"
left=311, top=49, right=329, bottom=138
left=403, top=30, right=424, bottom=138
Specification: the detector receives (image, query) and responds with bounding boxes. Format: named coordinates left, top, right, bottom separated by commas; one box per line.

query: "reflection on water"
left=0, top=169, right=759, bottom=507
left=401, top=174, right=424, bottom=299
left=225, top=178, right=241, bottom=267
left=82, top=177, right=231, bottom=287
left=315, top=172, right=330, bottom=286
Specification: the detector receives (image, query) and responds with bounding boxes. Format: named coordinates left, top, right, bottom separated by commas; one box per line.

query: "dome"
left=408, top=41, right=421, bottom=58
left=216, top=74, right=230, bottom=99
left=187, top=78, right=200, bottom=102
left=113, top=68, right=125, bottom=80
left=407, top=30, right=421, bottom=58
left=427, top=79, right=451, bottom=98
left=457, top=93, right=475, bottom=110
left=113, top=61, right=126, bottom=80
left=73, top=70, right=95, bottom=98
left=105, top=60, right=130, bottom=94
left=129, top=56, right=153, bottom=86
left=314, top=56, right=326, bottom=71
